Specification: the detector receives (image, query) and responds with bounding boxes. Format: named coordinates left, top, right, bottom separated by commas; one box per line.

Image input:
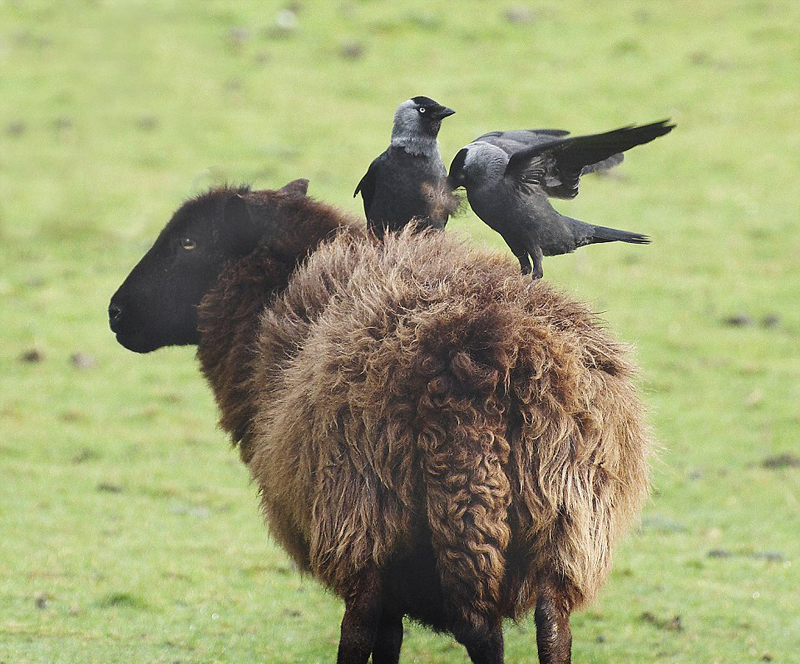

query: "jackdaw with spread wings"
left=355, top=96, right=458, bottom=238
left=448, top=120, right=675, bottom=278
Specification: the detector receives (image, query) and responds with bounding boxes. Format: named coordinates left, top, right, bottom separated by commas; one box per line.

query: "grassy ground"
left=1, top=1, right=799, bottom=662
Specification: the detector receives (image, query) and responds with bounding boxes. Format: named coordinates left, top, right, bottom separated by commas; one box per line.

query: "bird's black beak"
left=430, top=105, right=455, bottom=121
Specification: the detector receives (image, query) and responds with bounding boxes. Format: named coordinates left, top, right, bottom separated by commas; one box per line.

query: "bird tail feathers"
left=589, top=224, right=650, bottom=245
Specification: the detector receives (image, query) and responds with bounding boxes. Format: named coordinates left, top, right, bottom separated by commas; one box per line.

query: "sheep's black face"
left=109, top=187, right=266, bottom=353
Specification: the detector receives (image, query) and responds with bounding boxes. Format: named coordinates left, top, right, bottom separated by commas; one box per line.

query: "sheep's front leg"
left=336, top=568, right=384, bottom=664
left=534, top=581, right=572, bottom=664
left=371, top=611, right=403, bottom=664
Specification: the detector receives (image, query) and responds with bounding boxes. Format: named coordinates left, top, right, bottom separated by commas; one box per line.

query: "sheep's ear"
left=279, top=178, right=309, bottom=197
left=222, top=193, right=261, bottom=255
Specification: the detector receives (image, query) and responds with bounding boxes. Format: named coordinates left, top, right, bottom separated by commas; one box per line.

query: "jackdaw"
left=448, top=120, right=675, bottom=278
left=354, top=96, right=457, bottom=238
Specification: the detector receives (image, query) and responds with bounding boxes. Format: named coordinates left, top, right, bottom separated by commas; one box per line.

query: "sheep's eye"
left=180, top=238, right=196, bottom=251
left=418, top=107, right=426, bottom=114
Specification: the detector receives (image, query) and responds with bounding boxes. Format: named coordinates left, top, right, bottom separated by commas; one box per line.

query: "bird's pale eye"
left=180, top=238, right=197, bottom=251
left=418, top=107, right=426, bottom=114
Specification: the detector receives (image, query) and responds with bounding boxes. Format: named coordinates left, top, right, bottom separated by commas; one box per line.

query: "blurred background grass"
left=1, top=1, right=798, bottom=662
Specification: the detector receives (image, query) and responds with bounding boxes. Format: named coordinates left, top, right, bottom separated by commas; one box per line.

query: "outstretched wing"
left=474, top=128, right=626, bottom=194
left=504, top=119, right=675, bottom=199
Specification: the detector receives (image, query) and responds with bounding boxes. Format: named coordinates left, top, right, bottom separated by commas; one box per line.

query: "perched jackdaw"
left=354, top=96, right=457, bottom=238
left=449, top=120, right=675, bottom=278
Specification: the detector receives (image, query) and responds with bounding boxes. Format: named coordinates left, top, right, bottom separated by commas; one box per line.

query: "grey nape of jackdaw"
left=354, top=96, right=459, bottom=238
left=448, top=120, right=675, bottom=278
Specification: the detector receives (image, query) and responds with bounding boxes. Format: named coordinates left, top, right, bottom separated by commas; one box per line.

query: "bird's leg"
left=517, top=253, right=532, bottom=275
left=530, top=247, right=544, bottom=280
left=534, top=579, right=572, bottom=664
left=336, top=568, right=384, bottom=664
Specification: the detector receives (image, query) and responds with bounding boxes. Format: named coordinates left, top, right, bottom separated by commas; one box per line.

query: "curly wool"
left=197, top=209, right=652, bottom=631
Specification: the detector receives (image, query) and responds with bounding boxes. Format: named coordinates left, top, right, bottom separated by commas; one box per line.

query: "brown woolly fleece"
left=196, top=198, right=653, bottom=636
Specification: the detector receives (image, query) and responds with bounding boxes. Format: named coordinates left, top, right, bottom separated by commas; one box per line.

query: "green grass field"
left=2, top=1, right=799, bottom=662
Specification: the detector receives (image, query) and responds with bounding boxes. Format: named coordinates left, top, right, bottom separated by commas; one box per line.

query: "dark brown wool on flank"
left=112, top=184, right=653, bottom=664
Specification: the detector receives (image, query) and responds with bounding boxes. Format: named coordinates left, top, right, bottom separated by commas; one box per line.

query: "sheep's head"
left=109, top=179, right=309, bottom=353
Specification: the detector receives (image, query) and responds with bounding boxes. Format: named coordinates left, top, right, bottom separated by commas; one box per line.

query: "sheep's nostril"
left=108, top=303, right=123, bottom=331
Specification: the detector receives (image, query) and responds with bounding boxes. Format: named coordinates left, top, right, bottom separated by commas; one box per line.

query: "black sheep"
left=109, top=180, right=653, bottom=664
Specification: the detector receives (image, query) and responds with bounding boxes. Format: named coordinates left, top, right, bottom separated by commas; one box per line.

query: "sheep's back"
left=247, top=227, right=652, bottom=610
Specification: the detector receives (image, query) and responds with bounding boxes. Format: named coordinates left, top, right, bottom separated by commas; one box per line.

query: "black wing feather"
left=354, top=155, right=382, bottom=217
left=505, top=120, right=675, bottom=198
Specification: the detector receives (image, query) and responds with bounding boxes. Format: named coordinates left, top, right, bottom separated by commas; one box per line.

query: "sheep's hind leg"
left=462, top=623, right=504, bottom=664
left=370, top=611, right=403, bottom=664
left=336, top=568, right=384, bottom=664
left=534, top=581, right=572, bottom=664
